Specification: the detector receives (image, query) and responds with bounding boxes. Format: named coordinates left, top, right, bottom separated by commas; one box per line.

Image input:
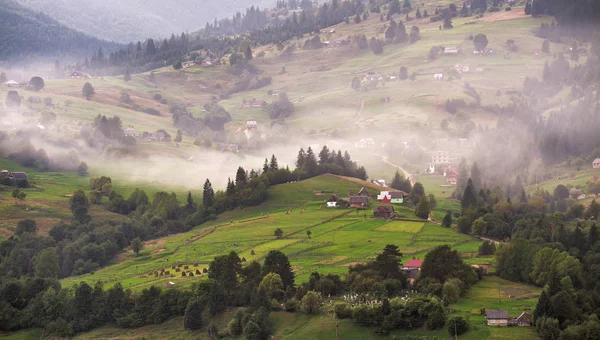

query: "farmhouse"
left=11, top=172, right=28, bottom=180
left=358, top=187, right=369, bottom=197
left=446, top=176, right=457, bottom=185
left=124, top=128, right=136, bottom=137
left=403, top=259, right=423, bottom=270
left=509, top=312, right=532, bottom=327
left=349, top=196, right=369, bottom=208
left=377, top=191, right=405, bottom=204
left=247, top=121, right=258, bottom=131
left=470, top=263, right=489, bottom=275
left=373, top=205, right=394, bottom=219
left=569, top=189, right=584, bottom=199
left=3, top=80, right=20, bottom=88
left=71, top=71, right=91, bottom=79
left=432, top=151, right=450, bottom=164
left=405, top=269, right=419, bottom=285
left=486, top=310, right=509, bottom=326
left=434, top=73, right=444, bottom=80
left=354, top=138, right=375, bottom=148
left=593, top=158, right=600, bottom=169
left=326, top=194, right=340, bottom=208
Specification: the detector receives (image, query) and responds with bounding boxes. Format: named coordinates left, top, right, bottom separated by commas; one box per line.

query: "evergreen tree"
left=203, top=179, right=214, bottom=208
left=263, top=159, right=270, bottom=173
left=269, top=155, right=279, bottom=172
left=296, top=148, right=306, bottom=169
left=403, top=0, right=411, bottom=9
left=415, top=195, right=431, bottom=219
left=354, top=13, right=362, bottom=24
left=132, top=237, right=144, bottom=255
left=399, top=66, right=409, bottom=80
left=184, top=299, right=204, bottom=330
left=146, top=38, right=157, bottom=55
left=542, top=40, right=550, bottom=53
left=408, top=182, right=425, bottom=205
left=416, top=8, right=422, bottom=18
left=456, top=159, right=469, bottom=198
left=442, top=212, right=452, bottom=228
left=533, top=289, right=550, bottom=324
left=443, top=17, right=453, bottom=29
left=262, top=250, right=294, bottom=289
left=303, top=147, right=318, bottom=177
left=525, top=2, right=532, bottom=15
left=423, top=9, right=429, bottom=17
left=542, top=61, right=551, bottom=82
left=235, top=167, right=248, bottom=190
left=82, top=82, right=95, bottom=100
left=124, top=70, right=131, bottom=82
left=245, top=45, right=253, bottom=60
left=318, top=146, right=331, bottom=165
left=461, top=178, right=477, bottom=209
left=175, top=130, right=182, bottom=142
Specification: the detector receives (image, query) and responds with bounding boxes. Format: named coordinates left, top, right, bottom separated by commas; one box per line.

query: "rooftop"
left=486, top=310, right=509, bottom=319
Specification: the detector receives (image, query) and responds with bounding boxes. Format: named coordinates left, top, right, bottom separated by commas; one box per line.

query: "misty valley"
left=1, top=0, right=600, bottom=339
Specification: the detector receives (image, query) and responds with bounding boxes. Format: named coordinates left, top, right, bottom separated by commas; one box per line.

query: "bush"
left=505, top=7, right=511, bottom=11
left=447, top=316, right=468, bottom=336
left=284, top=298, right=300, bottom=312
left=143, top=108, right=161, bottom=116
left=334, top=302, right=353, bottom=319
left=301, top=291, right=321, bottom=314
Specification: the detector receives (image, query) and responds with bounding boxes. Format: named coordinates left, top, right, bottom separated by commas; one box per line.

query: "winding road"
left=376, top=154, right=415, bottom=186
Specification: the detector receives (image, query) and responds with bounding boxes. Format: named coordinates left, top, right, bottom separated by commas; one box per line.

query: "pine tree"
left=235, top=167, right=248, bottom=189
left=415, top=195, right=431, bottom=219
left=296, top=148, right=306, bottom=169
left=443, top=17, right=453, bottom=29
left=470, top=162, right=482, bottom=192
left=533, top=289, right=550, bottom=324
left=175, top=130, right=182, bottom=142
left=525, top=2, right=532, bottom=15
left=203, top=179, right=214, bottom=208
left=442, top=212, right=452, bottom=228
left=354, top=13, right=362, bottom=24
left=304, top=147, right=318, bottom=177
left=318, top=146, right=331, bottom=165
left=423, top=9, right=429, bottom=17
left=416, top=8, right=422, bottom=18
left=456, top=158, right=469, bottom=198
left=245, top=45, right=253, bottom=60
left=184, top=299, right=204, bottom=330
left=461, top=178, right=477, bottom=209
left=269, top=154, right=279, bottom=172
left=542, top=40, right=550, bottom=53
left=263, top=158, right=270, bottom=173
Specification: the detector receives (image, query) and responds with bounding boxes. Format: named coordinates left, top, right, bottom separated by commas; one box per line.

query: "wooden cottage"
left=373, top=205, right=394, bottom=219
left=486, top=310, right=509, bottom=326
left=326, top=194, right=340, bottom=208
left=510, top=312, right=532, bottom=327
left=358, top=187, right=369, bottom=197
left=349, top=196, right=369, bottom=208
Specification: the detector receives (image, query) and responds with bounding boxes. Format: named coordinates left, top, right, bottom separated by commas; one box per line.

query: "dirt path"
left=376, top=154, right=415, bottom=186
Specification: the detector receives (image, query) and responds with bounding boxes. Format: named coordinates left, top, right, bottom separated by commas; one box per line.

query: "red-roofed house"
left=403, top=259, right=423, bottom=270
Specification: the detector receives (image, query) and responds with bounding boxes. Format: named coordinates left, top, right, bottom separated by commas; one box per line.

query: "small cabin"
left=486, top=310, right=509, bottom=326
left=374, top=205, right=394, bottom=219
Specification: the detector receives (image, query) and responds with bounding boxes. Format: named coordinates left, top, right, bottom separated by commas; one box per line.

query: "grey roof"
left=374, top=206, right=394, bottom=213
left=486, top=310, right=508, bottom=319
left=389, top=191, right=405, bottom=198
left=349, top=196, right=369, bottom=204
left=11, top=172, right=28, bottom=179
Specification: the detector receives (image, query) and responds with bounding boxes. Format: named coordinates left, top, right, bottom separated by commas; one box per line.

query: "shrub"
left=301, top=291, right=322, bottom=314
left=284, top=298, right=300, bottom=312
left=447, top=316, right=468, bottom=336
left=334, top=302, right=353, bottom=319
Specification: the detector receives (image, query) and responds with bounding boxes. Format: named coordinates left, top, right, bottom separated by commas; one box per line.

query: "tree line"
left=0, top=242, right=480, bottom=338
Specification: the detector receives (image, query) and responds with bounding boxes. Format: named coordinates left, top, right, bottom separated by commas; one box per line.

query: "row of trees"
left=295, top=146, right=367, bottom=180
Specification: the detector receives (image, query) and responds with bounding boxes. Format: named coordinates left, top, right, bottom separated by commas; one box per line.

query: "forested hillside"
left=0, top=0, right=119, bottom=61
left=16, top=0, right=276, bottom=43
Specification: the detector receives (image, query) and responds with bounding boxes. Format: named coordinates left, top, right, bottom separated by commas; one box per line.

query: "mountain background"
left=16, top=0, right=277, bottom=43
left=0, top=0, right=120, bottom=61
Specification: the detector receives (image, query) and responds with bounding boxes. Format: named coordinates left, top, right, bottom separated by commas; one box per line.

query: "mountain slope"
left=0, top=0, right=119, bottom=61
left=16, top=0, right=277, bottom=43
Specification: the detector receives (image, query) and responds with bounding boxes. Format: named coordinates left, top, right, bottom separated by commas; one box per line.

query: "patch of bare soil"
left=342, top=261, right=366, bottom=267
left=151, top=248, right=166, bottom=255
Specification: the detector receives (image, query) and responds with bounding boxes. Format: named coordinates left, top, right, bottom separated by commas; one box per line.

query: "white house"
left=434, top=73, right=444, bottom=80
left=3, top=80, right=20, bottom=88
left=444, top=48, right=459, bottom=55
left=326, top=194, right=340, bottom=208
left=593, top=158, right=600, bottom=169
left=124, top=128, right=136, bottom=137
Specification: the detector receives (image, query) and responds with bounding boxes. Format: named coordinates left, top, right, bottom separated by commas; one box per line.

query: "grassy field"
left=58, top=174, right=481, bottom=291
